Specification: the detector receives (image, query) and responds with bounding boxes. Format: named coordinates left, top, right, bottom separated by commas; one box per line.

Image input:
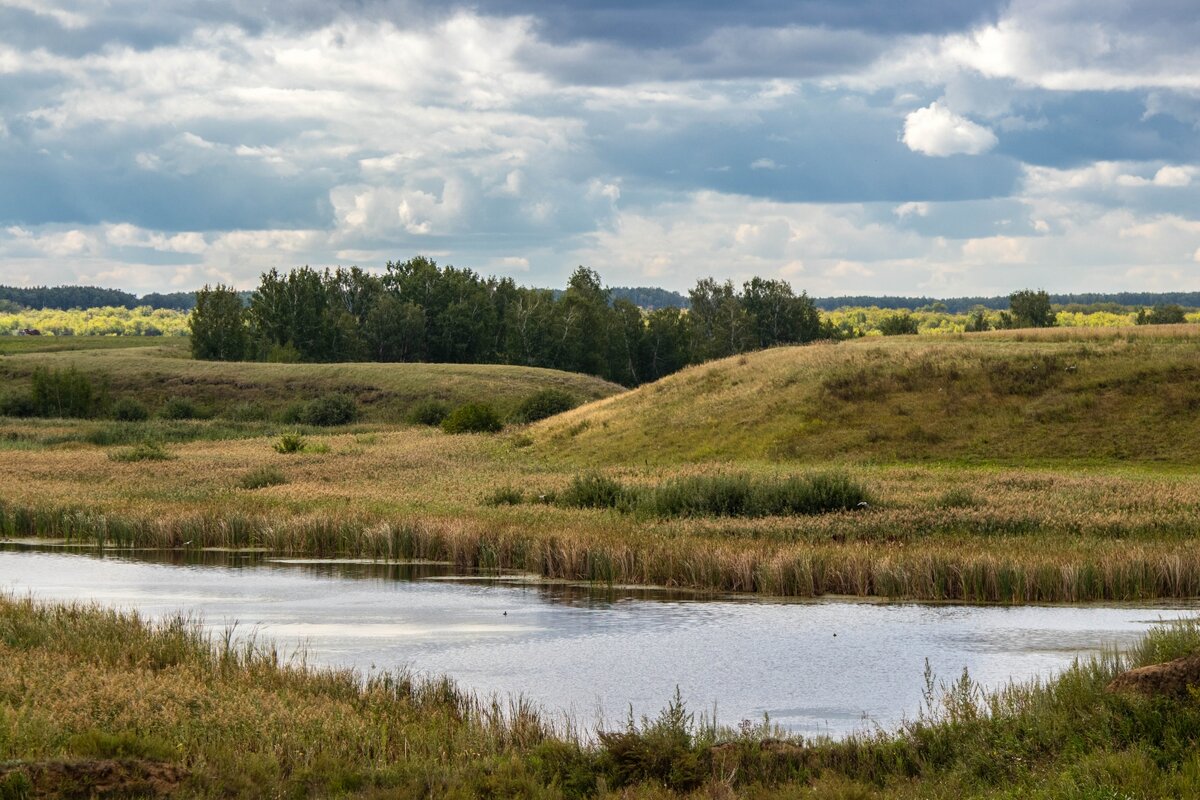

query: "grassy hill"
left=531, top=324, right=1200, bottom=465
left=0, top=339, right=624, bottom=421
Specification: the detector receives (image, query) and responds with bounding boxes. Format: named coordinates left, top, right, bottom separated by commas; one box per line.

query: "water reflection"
left=1, top=540, right=1195, bottom=738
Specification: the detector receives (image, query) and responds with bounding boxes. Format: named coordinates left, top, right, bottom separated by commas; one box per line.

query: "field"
left=1, top=326, right=1200, bottom=601
left=4, top=326, right=1200, bottom=798
left=2, top=595, right=1199, bottom=798
left=0, top=339, right=623, bottom=421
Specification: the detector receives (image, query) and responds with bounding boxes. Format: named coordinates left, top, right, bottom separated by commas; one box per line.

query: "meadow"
left=2, top=326, right=1200, bottom=601
left=2, top=595, right=1199, bottom=798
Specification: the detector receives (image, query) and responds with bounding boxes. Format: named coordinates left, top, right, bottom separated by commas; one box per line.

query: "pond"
left=1, top=543, right=1193, bottom=738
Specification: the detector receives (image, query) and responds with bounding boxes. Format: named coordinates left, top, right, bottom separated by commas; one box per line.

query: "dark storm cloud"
left=478, top=0, right=1007, bottom=46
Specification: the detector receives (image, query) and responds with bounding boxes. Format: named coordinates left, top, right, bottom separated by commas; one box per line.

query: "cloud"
left=902, top=102, right=997, bottom=156
left=894, top=201, right=930, bottom=218
left=749, top=158, right=782, bottom=170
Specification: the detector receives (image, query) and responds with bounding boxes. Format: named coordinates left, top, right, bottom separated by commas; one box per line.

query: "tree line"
left=189, top=258, right=830, bottom=386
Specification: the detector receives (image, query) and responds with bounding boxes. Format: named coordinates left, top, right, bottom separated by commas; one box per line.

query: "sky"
left=1, top=0, right=1199, bottom=296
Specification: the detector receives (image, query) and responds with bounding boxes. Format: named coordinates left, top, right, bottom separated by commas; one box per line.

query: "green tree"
left=877, top=312, right=920, bottom=336
left=1135, top=304, right=1187, bottom=325
left=189, top=285, right=248, bottom=361
left=1009, top=289, right=1055, bottom=328
left=741, top=277, right=822, bottom=347
left=688, top=278, right=752, bottom=361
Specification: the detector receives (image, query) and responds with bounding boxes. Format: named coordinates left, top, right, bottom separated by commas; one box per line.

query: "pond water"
left=1, top=543, right=1194, bottom=738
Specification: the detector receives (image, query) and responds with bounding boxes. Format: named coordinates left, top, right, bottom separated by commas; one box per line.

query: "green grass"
left=0, top=342, right=624, bottom=424
left=0, top=335, right=174, bottom=356
left=531, top=325, right=1200, bottom=466
left=1, top=596, right=1198, bottom=798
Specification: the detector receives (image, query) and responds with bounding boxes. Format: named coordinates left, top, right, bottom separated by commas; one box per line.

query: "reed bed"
left=4, top=498, right=1200, bottom=602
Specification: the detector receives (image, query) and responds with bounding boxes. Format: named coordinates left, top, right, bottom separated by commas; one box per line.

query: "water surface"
left=1, top=544, right=1192, bottom=738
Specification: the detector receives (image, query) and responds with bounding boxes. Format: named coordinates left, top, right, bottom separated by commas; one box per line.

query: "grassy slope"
left=0, top=341, right=624, bottom=420
left=531, top=324, right=1200, bottom=466
left=3, top=596, right=1199, bottom=799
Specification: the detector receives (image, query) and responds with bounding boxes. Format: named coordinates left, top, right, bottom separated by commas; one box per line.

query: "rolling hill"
left=531, top=324, right=1200, bottom=466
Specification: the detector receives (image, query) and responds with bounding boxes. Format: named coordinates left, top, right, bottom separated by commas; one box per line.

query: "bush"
left=0, top=392, right=35, bottom=418
left=483, top=486, right=524, bottom=506
left=299, top=393, right=358, bottom=426
left=108, top=442, right=173, bottom=462
left=110, top=397, right=150, bottom=422
left=407, top=399, right=450, bottom=426
left=224, top=401, right=270, bottom=422
left=161, top=397, right=203, bottom=420
left=557, top=473, right=634, bottom=511
left=273, top=432, right=307, bottom=454
left=239, top=466, right=288, bottom=490
left=441, top=403, right=503, bottom=434
left=30, top=366, right=103, bottom=418
left=878, top=312, right=920, bottom=336
left=511, top=389, right=578, bottom=424
left=936, top=487, right=980, bottom=508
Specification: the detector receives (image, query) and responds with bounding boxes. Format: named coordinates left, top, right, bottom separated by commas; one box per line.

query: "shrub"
left=224, top=401, right=270, bottom=422
left=483, top=486, right=524, bottom=506
left=407, top=399, right=450, bottom=426
left=441, top=403, right=503, bottom=434
left=273, top=432, right=307, bottom=454
left=878, top=312, right=920, bottom=336
left=0, top=392, right=35, bottom=418
left=511, top=389, right=578, bottom=424
left=279, top=401, right=306, bottom=424
left=239, top=466, right=288, bottom=490
left=936, top=488, right=980, bottom=508
left=161, top=397, right=203, bottom=420
left=110, top=397, right=150, bottom=422
left=557, top=473, right=634, bottom=511
left=30, top=366, right=103, bottom=418
left=108, top=442, right=173, bottom=462
left=302, top=393, right=358, bottom=426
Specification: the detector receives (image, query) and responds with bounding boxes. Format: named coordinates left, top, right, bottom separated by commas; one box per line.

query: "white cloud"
left=961, top=235, right=1029, bottom=264
left=894, top=201, right=930, bottom=219
left=902, top=102, right=997, bottom=157
left=750, top=158, right=782, bottom=170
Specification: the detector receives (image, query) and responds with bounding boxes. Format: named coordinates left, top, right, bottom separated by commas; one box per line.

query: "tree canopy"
left=188, top=259, right=832, bottom=385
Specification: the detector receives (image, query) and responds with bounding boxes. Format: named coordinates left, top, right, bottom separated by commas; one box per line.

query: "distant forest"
left=188, top=259, right=829, bottom=387
left=5, top=282, right=1200, bottom=315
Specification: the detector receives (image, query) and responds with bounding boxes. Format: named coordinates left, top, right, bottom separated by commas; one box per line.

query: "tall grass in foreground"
left=5, top=500, right=1200, bottom=602
left=1, top=596, right=1198, bottom=798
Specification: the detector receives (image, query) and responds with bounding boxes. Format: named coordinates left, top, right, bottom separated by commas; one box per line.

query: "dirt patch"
left=1107, top=653, right=1200, bottom=698
left=0, top=758, right=187, bottom=798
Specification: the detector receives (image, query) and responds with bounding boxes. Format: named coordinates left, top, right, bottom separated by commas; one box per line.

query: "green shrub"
left=224, top=401, right=270, bottom=422
left=511, top=389, right=578, bottom=424
left=279, top=401, right=306, bottom=424
left=239, top=466, right=288, bottom=490
left=30, top=366, right=104, bottom=418
left=108, top=442, right=173, bottom=462
left=407, top=399, right=450, bottom=426
left=484, top=486, right=524, bottom=506
left=299, top=393, right=358, bottom=426
left=161, top=397, right=204, bottom=420
left=68, top=729, right=175, bottom=761
left=936, top=488, right=980, bottom=508
left=110, top=397, right=150, bottom=422
left=273, top=432, right=307, bottom=454
left=0, top=392, right=35, bottom=418
left=597, top=689, right=709, bottom=792
left=557, top=473, right=634, bottom=511
left=441, top=403, right=503, bottom=434
left=878, top=312, right=920, bottom=336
